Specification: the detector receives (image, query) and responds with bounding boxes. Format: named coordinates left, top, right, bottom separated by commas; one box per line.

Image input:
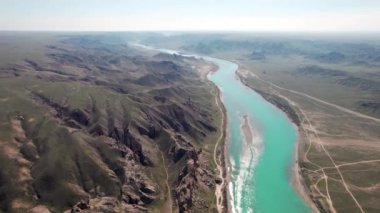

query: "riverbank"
left=292, top=131, right=320, bottom=213
left=214, top=86, right=230, bottom=213
left=236, top=70, right=318, bottom=212
left=203, top=61, right=230, bottom=213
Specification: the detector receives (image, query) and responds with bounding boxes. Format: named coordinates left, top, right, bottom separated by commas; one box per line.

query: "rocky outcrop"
left=70, top=199, right=90, bottom=212
left=167, top=134, right=214, bottom=212
left=31, top=92, right=91, bottom=128
left=122, top=129, right=153, bottom=166
left=136, top=124, right=158, bottom=139
left=175, top=155, right=199, bottom=213
left=169, top=134, right=195, bottom=163
left=67, top=197, right=149, bottom=213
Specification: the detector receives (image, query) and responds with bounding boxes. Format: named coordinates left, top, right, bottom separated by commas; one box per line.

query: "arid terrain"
left=142, top=32, right=380, bottom=213
left=0, top=32, right=224, bottom=212
left=2, top=31, right=380, bottom=213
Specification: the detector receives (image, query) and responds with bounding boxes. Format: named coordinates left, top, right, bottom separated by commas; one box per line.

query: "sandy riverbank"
left=197, top=59, right=219, bottom=80
left=214, top=86, right=230, bottom=213
left=241, top=114, right=253, bottom=145
left=291, top=129, right=320, bottom=213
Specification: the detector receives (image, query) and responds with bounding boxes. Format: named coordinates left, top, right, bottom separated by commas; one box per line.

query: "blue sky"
left=1, top=0, right=380, bottom=31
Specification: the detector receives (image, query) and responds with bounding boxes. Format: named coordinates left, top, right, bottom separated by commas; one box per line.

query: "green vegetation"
left=0, top=33, right=222, bottom=212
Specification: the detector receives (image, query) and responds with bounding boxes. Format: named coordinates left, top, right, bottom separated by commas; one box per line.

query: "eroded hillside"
left=0, top=33, right=222, bottom=212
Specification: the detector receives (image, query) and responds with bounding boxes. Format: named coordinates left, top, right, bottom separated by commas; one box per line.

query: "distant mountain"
left=312, top=51, right=345, bottom=63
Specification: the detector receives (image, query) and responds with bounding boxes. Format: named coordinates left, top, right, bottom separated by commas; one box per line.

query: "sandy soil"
left=213, top=86, right=229, bottom=213
left=291, top=130, right=321, bottom=213
left=205, top=61, right=230, bottom=213
left=241, top=114, right=253, bottom=145
left=197, top=60, right=219, bottom=80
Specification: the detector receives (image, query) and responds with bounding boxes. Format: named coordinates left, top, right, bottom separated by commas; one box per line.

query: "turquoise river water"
left=206, top=57, right=309, bottom=213
left=135, top=44, right=310, bottom=213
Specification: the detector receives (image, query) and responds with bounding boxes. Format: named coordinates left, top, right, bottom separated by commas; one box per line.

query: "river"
left=134, top=44, right=310, bottom=213
left=206, top=57, right=309, bottom=213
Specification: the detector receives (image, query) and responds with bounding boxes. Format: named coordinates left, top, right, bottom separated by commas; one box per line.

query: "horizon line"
left=1, top=29, right=380, bottom=34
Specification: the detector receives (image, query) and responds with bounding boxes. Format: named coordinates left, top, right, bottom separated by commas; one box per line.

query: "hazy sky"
left=1, top=0, right=380, bottom=32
